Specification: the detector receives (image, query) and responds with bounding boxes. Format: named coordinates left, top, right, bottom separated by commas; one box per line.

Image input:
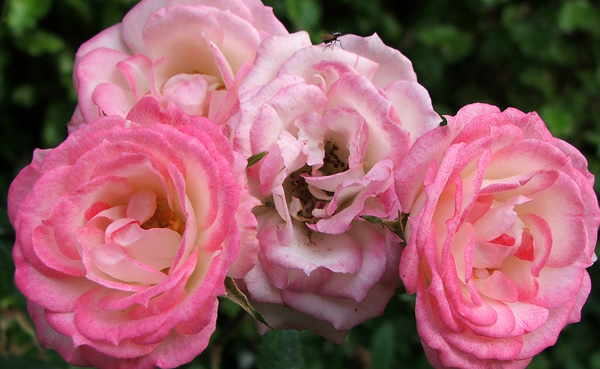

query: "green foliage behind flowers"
left=1, top=0, right=600, bottom=368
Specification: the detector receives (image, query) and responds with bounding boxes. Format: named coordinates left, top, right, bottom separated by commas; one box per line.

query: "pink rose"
left=8, top=98, right=256, bottom=369
left=70, top=0, right=288, bottom=132
left=232, top=32, right=440, bottom=341
left=396, top=103, right=600, bottom=368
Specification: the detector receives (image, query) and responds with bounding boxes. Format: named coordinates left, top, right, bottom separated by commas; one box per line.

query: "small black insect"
left=321, top=31, right=343, bottom=50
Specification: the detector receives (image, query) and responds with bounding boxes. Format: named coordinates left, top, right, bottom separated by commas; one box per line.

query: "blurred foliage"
left=1, top=0, right=600, bottom=368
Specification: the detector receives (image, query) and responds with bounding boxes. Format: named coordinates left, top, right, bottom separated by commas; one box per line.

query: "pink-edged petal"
left=46, top=309, right=160, bottom=359
left=209, top=40, right=235, bottom=89
left=473, top=270, right=519, bottom=302
left=394, top=125, right=458, bottom=212
left=519, top=213, right=552, bottom=277
left=534, top=262, right=587, bottom=309
left=435, top=264, right=503, bottom=333
left=519, top=172, right=587, bottom=268
left=143, top=4, right=261, bottom=83
left=205, top=9, right=261, bottom=74
left=502, top=109, right=555, bottom=142
left=51, top=177, right=134, bottom=260
left=96, top=247, right=196, bottom=312
left=227, top=182, right=260, bottom=278
left=310, top=159, right=397, bottom=234
left=7, top=148, right=50, bottom=223
left=249, top=300, right=347, bottom=344
left=117, top=54, right=153, bottom=99
left=110, top=222, right=181, bottom=270
left=519, top=273, right=590, bottom=359
left=417, top=271, right=528, bottom=368
left=161, top=73, right=210, bottom=116
left=304, top=165, right=365, bottom=194
left=316, top=222, right=393, bottom=302
left=486, top=139, right=569, bottom=179
left=13, top=247, right=95, bottom=313
left=385, top=80, right=440, bottom=142
left=292, top=112, right=329, bottom=168
left=78, top=223, right=109, bottom=253
left=126, top=189, right=157, bottom=223
left=281, top=45, right=380, bottom=84
left=121, top=0, right=168, bottom=54
left=235, top=74, right=308, bottom=157
left=281, top=276, right=396, bottom=333
left=441, top=325, right=524, bottom=362
left=237, top=32, right=313, bottom=98
left=496, top=257, right=540, bottom=302
left=73, top=286, right=169, bottom=346
left=504, top=301, right=549, bottom=335
left=472, top=195, right=530, bottom=242
left=262, top=223, right=362, bottom=276
left=480, top=170, right=559, bottom=198
left=443, top=103, right=502, bottom=133
left=144, top=303, right=217, bottom=369
left=75, top=24, right=130, bottom=62
left=242, top=260, right=285, bottom=304
left=238, top=0, right=288, bottom=36
left=327, top=74, right=411, bottom=166
left=32, top=225, right=85, bottom=276
left=143, top=9, right=220, bottom=84
left=75, top=48, right=132, bottom=122
left=258, top=133, right=304, bottom=196
left=27, top=303, right=89, bottom=366
left=92, top=82, right=138, bottom=117
left=89, top=243, right=168, bottom=285
left=251, top=82, right=327, bottom=154
left=471, top=239, right=514, bottom=269
left=340, top=33, right=417, bottom=86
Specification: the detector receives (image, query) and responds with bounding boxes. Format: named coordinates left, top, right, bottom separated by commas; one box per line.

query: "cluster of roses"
left=8, top=1, right=600, bottom=368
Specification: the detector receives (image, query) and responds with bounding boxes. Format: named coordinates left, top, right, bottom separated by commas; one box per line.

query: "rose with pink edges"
left=395, top=103, right=600, bottom=368
left=8, top=98, right=256, bottom=369
left=69, top=0, right=287, bottom=132
left=232, top=31, right=440, bottom=341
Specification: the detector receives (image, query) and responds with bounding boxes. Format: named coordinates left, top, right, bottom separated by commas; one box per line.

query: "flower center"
left=321, top=140, right=349, bottom=176
left=141, top=198, right=185, bottom=234
left=285, top=139, right=349, bottom=223
left=288, top=164, right=318, bottom=222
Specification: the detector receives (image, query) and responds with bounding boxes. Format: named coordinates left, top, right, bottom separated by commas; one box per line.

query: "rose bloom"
left=8, top=98, right=257, bottom=369
left=232, top=31, right=440, bottom=341
left=395, top=103, right=600, bottom=368
left=69, top=0, right=287, bottom=132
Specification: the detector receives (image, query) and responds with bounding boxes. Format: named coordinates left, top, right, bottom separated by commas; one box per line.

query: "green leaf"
left=19, top=30, right=65, bottom=56
left=42, top=103, right=69, bottom=148
left=370, top=324, right=396, bottom=369
left=539, top=104, right=574, bottom=138
left=0, top=356, right=62, bottom=369
left=559, top=0, right=600, bottom=35
left=360, top=213, right=407, bottom=242
left=360, top=215, right=385, bottom=225
left=519, top=68, right=555, bottom=100
left=418, top=25, right=473, bottom=63
left=480, top=0, right=509, bottom=7
left=247, top=151, right=268, bottom=168
left=283, top=0, right=321, bottom=32
left=222, top=277, right=272, bottom=329
left=257, top=330, right=306, bottom=369
left=6, top=0, right=53, bottom=36
left=10, top=85, right=36, bottom=108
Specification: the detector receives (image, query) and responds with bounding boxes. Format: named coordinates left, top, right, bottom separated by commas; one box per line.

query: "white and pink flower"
left=396, top=103, right=600, bottom=368
left=8, top=98, right=256, bottom=369
left=232, top=31, right=440, bottom=341
left=70, top=0, right=288, bottom=132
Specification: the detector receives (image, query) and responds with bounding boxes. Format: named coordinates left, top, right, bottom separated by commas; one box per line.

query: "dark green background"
left=1, top=0, right=599, bottom=368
